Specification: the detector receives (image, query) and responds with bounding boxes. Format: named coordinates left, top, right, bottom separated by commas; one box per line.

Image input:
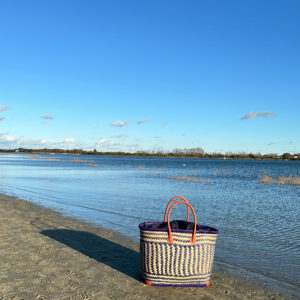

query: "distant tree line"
left=1, top=147, right=299, bottom=160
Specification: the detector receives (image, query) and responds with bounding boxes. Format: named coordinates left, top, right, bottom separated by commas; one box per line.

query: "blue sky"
left=0, top=0, right=299, bottom=154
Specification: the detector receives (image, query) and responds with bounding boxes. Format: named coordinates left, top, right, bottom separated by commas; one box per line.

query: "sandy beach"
left=0, top=194, right=292, bottom=300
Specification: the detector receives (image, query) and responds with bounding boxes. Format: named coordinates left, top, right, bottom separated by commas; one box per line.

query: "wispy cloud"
left=111, top=134, right=128, bottom=138
left=137, top=118, right=151, bottom=125
left=124, top=143, right=140, bottom=152
left=41, top=114, right=54, bottom=120
left=0, top=116, right=5, bottom=121
left=47, top=139, right=86, bottom=150
left=0, top=105, right=9, bottom=111
left=95, top=138, right=143, bottom=152
left=110, top=120, right=131, bottom=127
left=267, top=142, right=276, bottom=146
left=240, top=111, right=275, bottom=120
left=96, top=138, right=121, bottom=150
left=97, top=138, right=110, bottom=145
left=160, top=120, right=168, bottom=127
left=64, top=138, right=75, bottom=143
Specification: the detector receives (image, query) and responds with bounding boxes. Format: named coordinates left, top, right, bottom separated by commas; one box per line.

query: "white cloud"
left=41, top=114, right=54, bottom=120
left=52, top=140, right=87, bottom=149
left=137, top=118, right=151, bottom=125
left=0, top=105, right=9, bottom=111
left=2, top=135, right=16, bottom=142
left=96, top=138, right=122, bottom=150
left=240, top=111, right=275, bottom=120
left=0, top=133, right=141, bottom=153
left=110, top=120, right=131, bottom=127
left=0, top=135, right=88, bottom=150
left=64, top=138, right=75, bottom=143
left=0, top=136, right=49, bottom=147
left=0, top=116, right=5, bottom=121
left=97, top=138, right=109, bottom=145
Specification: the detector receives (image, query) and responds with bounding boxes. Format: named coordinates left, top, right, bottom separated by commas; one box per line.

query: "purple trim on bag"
left=141, top=235, right=216, bottom=244
left=142, top=271, right=212, bottom=278
left=140, top=236, right=216, bottom=245
left=151, top=242, right=155, bottom=274
left=139, top=221, right=218, bottom=234
left=149, top=282, right=208, bottom=287
left=160, top=244, right=163, bottom=274
left=140, top=275, right=209, bottom=287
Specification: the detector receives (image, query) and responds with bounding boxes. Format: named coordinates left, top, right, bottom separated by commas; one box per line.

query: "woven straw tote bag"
left=139, top=195, right=218, bottom=287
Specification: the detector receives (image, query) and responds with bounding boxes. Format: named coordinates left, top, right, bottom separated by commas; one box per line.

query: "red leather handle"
left=166, top=200, right=197, bottom=244
left=163, top=195, right=190, bottom=222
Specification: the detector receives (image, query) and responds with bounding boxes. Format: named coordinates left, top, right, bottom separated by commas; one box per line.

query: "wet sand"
left=0, top=194, right=291, bottom=299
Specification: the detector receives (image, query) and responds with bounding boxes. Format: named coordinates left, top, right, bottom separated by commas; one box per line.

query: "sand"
left=0, top=194, right=292, bottom=300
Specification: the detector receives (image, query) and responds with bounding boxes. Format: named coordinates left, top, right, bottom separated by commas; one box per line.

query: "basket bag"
left=139, top=195, right=218, bottom=287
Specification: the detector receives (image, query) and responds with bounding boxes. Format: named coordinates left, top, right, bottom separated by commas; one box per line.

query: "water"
left=0, top=153, right=299, bottom=296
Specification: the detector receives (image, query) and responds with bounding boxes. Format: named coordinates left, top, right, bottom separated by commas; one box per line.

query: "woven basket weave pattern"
left=140, top=230, right=217, bottom=286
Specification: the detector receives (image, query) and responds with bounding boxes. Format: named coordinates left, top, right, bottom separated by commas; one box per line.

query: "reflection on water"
left=0, top=154, right=299, bottom=295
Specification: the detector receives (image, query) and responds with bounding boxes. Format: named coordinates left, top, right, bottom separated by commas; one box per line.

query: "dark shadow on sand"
left=41, top=229, right=140, bottom=281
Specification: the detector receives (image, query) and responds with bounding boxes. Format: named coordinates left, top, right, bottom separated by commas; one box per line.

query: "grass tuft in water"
left=260, top=174, right=300, bottom=186
left=70, top=158, right=85, bottom=163
left=260, top=174, right=273, bottom=183
left=166, top=175, right=211, bottom=183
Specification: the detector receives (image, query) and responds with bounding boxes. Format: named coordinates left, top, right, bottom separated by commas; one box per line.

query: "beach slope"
left=0, top=194, right=288, bottom=300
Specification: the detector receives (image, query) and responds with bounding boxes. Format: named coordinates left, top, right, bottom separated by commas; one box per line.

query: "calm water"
left=0, top=154, right=299, bottom=296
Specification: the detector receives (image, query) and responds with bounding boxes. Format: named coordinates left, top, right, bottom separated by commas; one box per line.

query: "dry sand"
left=0, top=194, right=292, bottom=300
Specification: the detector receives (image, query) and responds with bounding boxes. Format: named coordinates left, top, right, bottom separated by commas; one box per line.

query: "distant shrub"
left=281, top=153, right=293, bottom=160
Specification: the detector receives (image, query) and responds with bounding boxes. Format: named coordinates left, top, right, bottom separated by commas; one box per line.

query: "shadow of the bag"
left=41, top=229, right=140, bottom=281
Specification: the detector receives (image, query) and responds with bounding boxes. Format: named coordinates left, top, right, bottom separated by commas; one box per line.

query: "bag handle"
left=163, top=195, right=190, bottom=222
left=167, top=200, right=197, bottom=244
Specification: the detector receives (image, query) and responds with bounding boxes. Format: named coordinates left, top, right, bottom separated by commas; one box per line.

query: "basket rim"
left=139, top=221, right=218, bottom=234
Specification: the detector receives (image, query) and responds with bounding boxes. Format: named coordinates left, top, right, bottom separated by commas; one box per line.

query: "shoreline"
left=1, top=151, right=299, bottom=161
left=0, top=194, right=295, bottom=299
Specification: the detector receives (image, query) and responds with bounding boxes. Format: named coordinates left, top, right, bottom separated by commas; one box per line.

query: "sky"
left=0, top=0, right=299, bottom=154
